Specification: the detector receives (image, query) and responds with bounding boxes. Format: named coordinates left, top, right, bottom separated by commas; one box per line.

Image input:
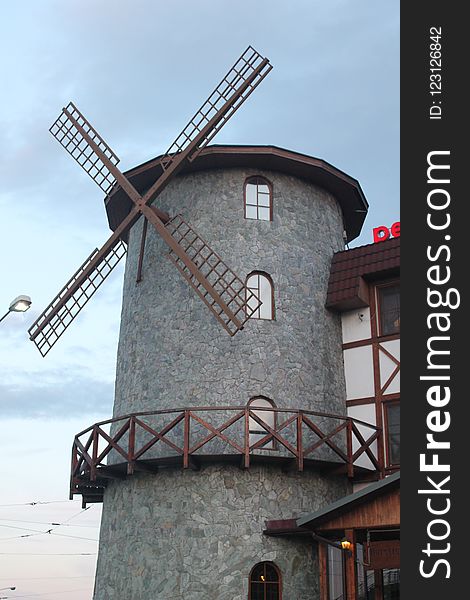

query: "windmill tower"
left=31, top=47, right=378, bottom=599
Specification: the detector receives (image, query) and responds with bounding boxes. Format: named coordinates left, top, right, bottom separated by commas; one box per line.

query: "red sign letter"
left=391, top=221, right=401, bottom=238
left=373, top=226, right=390, bottom=243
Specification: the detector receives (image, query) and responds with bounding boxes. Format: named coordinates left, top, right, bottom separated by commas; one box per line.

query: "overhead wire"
left=0, top=530, right=98, bottom=542
left=0, top=500, right=82, bottom=508
left=0, top=587, right=91, bottom=597
left=0, top=552, right=96, bottom=556
left=0, top=506, right=98, bottom=542
left=0, top=576, right=93, bottom=582
left=0, top=518, right=97, bottom=528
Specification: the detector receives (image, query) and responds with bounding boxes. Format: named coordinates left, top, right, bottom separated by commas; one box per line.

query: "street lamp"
left=0, top=295, right=32, bottom=324
left=0, top=587, right=16, bottom=591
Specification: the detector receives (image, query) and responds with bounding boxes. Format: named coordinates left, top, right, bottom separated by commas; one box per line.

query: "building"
left=328, top=236, right=400, bottom=478
left=69, top=145, right=399, bottom=599
left=266, top=235, right=400, bottom=599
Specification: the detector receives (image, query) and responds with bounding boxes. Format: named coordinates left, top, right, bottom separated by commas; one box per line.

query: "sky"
left=0, top=1, right=399, bottom=598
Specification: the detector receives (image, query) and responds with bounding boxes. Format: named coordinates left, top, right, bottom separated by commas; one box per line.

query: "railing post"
left=91, top=426, right=99, bottom=481
left=346, top=419, right=354, bottom=479
left=297, top=413, right=304, bottom=471
left=69, top=440, right=78, bottom=500
left=183, top=410, right=190, bottom=469
left=128, top=416, right=135, bottom=475
left=244, top=408, right=250, bottom=469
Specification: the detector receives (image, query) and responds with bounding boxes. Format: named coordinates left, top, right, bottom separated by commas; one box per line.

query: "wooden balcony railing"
left=70, top=406, right=383, bottom=505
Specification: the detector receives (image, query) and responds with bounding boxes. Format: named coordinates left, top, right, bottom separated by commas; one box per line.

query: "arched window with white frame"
left=248, top=396, right=276, bottom=450
left=246, top=272, right=274, bottom=320
left=244, top=176, right=273, bottom=221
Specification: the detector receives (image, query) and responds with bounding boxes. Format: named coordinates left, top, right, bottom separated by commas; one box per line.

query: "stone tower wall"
left=93, top=166, right=349, bottom=599
left=94, top=465, right=348, bottom=600
left=113, top=167, right=346, bottom=417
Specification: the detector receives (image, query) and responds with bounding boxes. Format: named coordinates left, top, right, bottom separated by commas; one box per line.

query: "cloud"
left=0, top=366, right=114, bottom=419
left=1, top=0, right=398, bottom=256
left=0, top=1, right=399, bottom=408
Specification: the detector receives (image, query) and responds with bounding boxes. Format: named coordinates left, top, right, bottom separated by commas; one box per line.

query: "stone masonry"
left=93, top=165, right=350, bottom=599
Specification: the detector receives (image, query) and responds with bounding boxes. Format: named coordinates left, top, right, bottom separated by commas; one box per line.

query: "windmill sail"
left=32, top=46, right=272, bottom=356
left=156, top=46, right=272, bottom=173
left=29, top=240, right=127, bottom=356
left=50, top=102, right=121, bottom=195
left=164, top=215, right=261, bottom=335
left=50, top=102, right=142, bottom=204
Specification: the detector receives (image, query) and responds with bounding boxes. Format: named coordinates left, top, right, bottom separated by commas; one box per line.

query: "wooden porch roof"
left=264, top=472, right=400, bottom=536
left=297, top=472, right=400, bottom=532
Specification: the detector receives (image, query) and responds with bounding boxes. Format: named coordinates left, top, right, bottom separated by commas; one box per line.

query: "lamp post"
left=0, top=295, right=32, bottom=324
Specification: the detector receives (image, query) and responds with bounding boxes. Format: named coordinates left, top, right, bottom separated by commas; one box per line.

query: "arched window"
left=244, top=176, right=272, bottom=221
left=249, top=561, right=282, bottom=600
left=248, top=397, right=276, bottom=450
left=246, top=272, right=274, bottom=320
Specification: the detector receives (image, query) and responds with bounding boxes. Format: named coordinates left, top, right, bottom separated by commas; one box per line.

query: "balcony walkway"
left=70, top=406, right=384, bottom=505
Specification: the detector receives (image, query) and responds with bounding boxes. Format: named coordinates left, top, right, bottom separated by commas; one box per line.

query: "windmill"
left=28, top=46, right=272, bottom=357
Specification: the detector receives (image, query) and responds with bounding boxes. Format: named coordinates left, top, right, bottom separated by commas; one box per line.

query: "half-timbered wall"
left=342, top=279, right=400, bottom=473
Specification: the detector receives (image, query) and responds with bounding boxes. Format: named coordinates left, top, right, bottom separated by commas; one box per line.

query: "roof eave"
left=296, top=472, right=400, bottom=529
left=104, top=144, right=368, bottom=243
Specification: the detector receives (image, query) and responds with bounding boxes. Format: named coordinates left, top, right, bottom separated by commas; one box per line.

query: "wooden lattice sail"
left=30, top=47, right=271, bottom=356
